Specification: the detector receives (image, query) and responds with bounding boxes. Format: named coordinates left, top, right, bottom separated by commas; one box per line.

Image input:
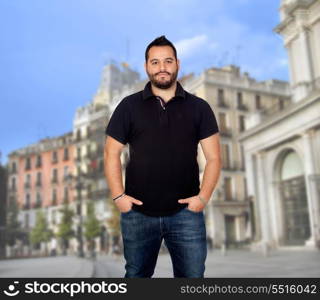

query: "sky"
left=0, top=0, right=288, bottom=165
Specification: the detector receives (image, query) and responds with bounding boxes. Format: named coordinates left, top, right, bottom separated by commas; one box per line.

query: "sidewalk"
left=94, top=248, right=320, bottom=278
left=0, top=256, right=93, bottom=278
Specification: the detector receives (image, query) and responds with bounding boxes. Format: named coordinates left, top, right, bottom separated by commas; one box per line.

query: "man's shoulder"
left=185, top=91, right=210, bottom=107
left=124, top=90, right=144, bottom=102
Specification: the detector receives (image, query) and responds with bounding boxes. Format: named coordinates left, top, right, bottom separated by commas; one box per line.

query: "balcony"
left=218, top=100, right=229, bottom=108
left=35, top=181, right=42, bottom=188
left=9, top=186, right=17, bottom=193
left=237, top=104, right=248, bottom=111
left=10, top=168, right=17, bottom=174
left=22, top=203, right=31, bottom=210
left=34, top=201, right=42, bottom=209
left=51, top=178, right=59, bottom=184
left=219, top=127, right=232, bottom=137
left=24, top=182, right=31, bottom=189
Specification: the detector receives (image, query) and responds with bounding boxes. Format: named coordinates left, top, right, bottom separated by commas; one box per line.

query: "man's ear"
left=177, top=59, right=180, bottom=71
left=144, top=62, right=147, bottom=72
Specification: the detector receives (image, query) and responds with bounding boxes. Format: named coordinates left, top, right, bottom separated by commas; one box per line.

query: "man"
left=104, top=35, right=221, bottom=278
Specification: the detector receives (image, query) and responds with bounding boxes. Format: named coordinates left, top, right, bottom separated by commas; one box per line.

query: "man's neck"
left=151, top=81, right=177, bottom=102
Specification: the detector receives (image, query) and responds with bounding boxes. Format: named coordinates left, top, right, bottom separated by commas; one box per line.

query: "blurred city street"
left=1, top=249, right=319, bottom=278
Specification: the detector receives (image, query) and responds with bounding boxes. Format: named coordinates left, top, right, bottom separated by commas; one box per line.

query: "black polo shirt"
left=105, top=81, right=219, bottom=216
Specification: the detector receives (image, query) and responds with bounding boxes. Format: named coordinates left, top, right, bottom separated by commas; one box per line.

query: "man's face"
left=145, top=46, right=180, bottom=89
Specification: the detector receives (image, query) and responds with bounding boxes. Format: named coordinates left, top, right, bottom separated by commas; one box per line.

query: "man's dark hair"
left=145, top=35, right=177, bottom=62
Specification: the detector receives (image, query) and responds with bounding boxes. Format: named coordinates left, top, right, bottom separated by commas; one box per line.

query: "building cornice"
left=239, top=91, right=320, bottom=142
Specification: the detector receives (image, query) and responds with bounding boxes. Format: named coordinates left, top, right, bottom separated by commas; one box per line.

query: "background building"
left=6, top=132, right=75, bottom=256
left=239, top=0, right=320, bottom=251
left=0, top=154, right=7, bottom=258
left=181, top=65, right=290, bottom=247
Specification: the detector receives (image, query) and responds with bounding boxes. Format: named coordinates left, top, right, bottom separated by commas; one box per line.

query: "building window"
left=11, top=177, right=16, bottom=191
left=219, top=112, right=231, bottom=136
left=77, top=147, right=81, bottom=161
left=11, top=162, right=17, bottom=174
left=52, top=210, right=56, bottom=225
left=36, top=172, right=42, bottom=187
left=25, top=213, right=30, bottom=228
left=87, top=184, right=92, bottom=199
left=224, top=177, right=233, bottom=201
left=86, top=126, right=91, bottom=137
left=218, top=88, right=227, bottom=107
left=52, top=151, right=58, bottom=164
left=76, top=129, right=81, bottom=141
left=52, top=169, right=58, bottom=184
left=63, top=186, right=69, bottom=203
left=279, top=98, right=285, bottom=110
left=255, top=94, right=261, bottom=110
left=36, top=155, right=42, bottom=168
left=63, top=148, right=69, bottom=161
left=36, top=192, right=42, bottom=208
left=87, top=144, right=91, bottom=158
left=237, top=92, right=247, bottom=111
left=25, top=193, right=31, bottom=210
left=52, top=189, right=57, bottom=205
left=25, top=157, right=31, bottom=170
left=239, top=115, right=245, bottom=132
left=221, top=144, right=230, bottom=169
left=63, top=166, right=69, bottom=181
left=24, top=174, right=31, bottom=189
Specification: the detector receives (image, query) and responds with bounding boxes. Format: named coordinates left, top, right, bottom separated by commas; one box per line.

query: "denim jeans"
left=120, top=207, right=207, bottom=278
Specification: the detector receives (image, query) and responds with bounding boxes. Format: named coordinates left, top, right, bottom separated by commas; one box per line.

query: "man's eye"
left=166, top=60, right=172, bottom=63
left=152, top=61, right=158, bottom=65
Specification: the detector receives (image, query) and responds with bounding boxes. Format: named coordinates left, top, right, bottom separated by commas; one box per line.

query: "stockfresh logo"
left=3, top=281, right=20, bottom=297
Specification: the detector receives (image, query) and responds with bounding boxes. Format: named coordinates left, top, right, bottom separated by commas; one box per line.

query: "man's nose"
left=159, top=62, right=166, bottom=71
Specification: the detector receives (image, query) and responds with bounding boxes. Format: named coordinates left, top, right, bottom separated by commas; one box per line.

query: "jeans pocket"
left=185, top=207, right=202, bottom=214
left=121, top=209, right=133, bottom=215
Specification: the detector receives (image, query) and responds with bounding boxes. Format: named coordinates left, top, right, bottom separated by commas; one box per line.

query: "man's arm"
left=104, top=136, right=142, bottom=212
left=198, top=132, right=222, bottom=203
left=178, top=132, right=221, bottom=210
left=104, top=136, right=126, bottom=199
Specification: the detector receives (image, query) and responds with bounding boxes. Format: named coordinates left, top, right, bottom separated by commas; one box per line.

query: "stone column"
left=302, top=130, right=319, bottom=247
left=256, top=151, right=271, bottom=255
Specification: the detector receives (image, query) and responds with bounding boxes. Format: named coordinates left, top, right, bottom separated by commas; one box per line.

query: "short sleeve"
left=105, top=98, right=131, bottom=145
left=197, top=101, right=219, bottom=140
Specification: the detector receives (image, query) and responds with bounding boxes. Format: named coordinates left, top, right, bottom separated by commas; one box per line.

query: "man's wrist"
left=112, top=192, right=125, bottom=201
left=198, top=194, right=208, bottom=205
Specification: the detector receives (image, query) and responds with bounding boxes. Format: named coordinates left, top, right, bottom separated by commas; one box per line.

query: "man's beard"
left=147, top=69, right=178, bottom=89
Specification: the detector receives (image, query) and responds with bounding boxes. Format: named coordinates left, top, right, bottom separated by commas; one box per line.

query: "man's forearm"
left=199, top=158, right=221, bottom=203
left=104, top=152, right=124, bottom=199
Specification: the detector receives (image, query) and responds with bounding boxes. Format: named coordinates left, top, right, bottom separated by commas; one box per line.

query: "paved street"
left=94, top=249, right=320, bottom=278
left=0, top=249, right=319, bottom=278
left=0, top=256, right=93, bottom=278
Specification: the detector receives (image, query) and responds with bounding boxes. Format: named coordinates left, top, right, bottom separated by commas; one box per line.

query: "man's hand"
left=178, top=195, right=207, bottom=212
left=115, top=194, right=143, bottom=213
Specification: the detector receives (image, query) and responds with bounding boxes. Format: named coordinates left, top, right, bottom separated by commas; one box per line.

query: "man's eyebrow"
left=150, top=57, right=174, bottom=62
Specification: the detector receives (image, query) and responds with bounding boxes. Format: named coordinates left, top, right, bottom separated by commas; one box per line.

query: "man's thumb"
left=132, top=199, right=143, bottom=205
left=178, top=199, right=189, bottom=204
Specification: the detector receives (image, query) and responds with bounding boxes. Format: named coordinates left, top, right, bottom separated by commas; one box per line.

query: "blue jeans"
left=120, top=207, right=207, bottom=278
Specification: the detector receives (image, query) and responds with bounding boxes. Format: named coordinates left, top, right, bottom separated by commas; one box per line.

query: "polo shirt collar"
left=142, top=81, right=186, bottom=101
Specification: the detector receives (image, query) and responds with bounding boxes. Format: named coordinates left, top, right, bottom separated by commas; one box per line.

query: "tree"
left=5, top=199, right=23, bottom=247
left=84, top=201, right=101, bottom=258
left=106, top=197, right=121, bottom=254
left=30, top=211, right=52, bottom=256
left=56, top=202, right=74, bottom=255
